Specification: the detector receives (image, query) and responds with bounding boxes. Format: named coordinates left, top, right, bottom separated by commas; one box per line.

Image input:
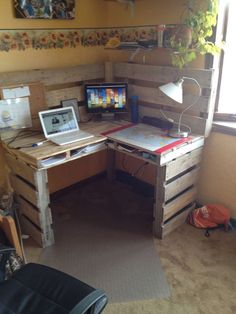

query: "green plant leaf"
left=170, top=0, right=222, bottom=68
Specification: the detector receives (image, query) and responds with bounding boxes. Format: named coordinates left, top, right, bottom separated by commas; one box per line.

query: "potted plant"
left=169, top=0, right=222, bottom=68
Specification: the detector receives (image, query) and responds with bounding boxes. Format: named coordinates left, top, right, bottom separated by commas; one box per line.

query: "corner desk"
left=1, top=121, right=204, bottom=247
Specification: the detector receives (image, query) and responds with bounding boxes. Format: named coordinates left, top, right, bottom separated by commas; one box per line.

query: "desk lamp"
left=159, top=76, right=201, bottom=138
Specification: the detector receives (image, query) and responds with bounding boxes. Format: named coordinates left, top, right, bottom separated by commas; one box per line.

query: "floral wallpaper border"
left=0, top=26, right=160, bottom=52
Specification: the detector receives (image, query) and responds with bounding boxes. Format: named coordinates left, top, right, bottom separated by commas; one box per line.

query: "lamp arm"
left=177, top=77, right=202, bottom=133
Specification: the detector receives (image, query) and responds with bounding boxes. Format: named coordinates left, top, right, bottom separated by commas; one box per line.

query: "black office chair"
left=0, top=263, right=108, bottom=314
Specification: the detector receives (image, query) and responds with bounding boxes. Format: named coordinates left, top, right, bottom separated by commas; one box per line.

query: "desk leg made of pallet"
left=6, top=153, right=54, bottom=248
left=153, top=147, right=202, bottom=238
left=106, top=144, right=202, bottom=238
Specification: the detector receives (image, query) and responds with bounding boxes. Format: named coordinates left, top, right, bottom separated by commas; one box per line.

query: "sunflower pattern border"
left=0, top=26, right=160, bottom=52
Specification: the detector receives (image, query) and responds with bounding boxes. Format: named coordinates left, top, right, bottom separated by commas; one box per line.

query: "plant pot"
left=171, top=24, right=192, bottom=48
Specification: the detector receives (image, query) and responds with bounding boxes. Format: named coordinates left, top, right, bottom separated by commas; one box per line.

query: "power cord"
left=160, top=109, right=174, bottom=123
left=6, top=129, right=42, bottom=148
left=159, top=109, right=192, bottom=134
left=131, top=161, right=149, bottom=177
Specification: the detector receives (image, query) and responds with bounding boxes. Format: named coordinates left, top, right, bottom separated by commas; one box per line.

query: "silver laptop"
left=38, top=107, right=94, bottom=146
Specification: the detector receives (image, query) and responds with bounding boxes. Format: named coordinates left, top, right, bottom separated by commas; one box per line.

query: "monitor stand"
left=101, top=113, right=115, bottom=121
left=92, top=113, right=128, bottom=122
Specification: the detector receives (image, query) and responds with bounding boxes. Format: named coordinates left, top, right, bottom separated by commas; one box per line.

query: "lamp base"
left=168, top=128, right=189, bottom=138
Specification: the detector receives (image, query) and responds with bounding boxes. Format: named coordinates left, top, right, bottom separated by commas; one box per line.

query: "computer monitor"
left=84, top=82, right=128, bottom=119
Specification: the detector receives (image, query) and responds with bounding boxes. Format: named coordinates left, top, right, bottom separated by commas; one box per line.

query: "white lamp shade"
left=159, top=79, right=183, bottom=103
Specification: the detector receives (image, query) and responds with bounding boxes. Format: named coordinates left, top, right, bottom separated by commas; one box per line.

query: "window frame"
left=213, top=1, right=236, bottom=121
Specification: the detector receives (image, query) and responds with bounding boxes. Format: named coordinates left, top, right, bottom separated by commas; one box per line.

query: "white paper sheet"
left=2, top=86, right=30, bottom=99
left=0, top=98, right=32, bottom=129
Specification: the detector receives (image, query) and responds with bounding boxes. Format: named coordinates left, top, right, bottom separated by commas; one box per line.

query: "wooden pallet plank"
left=10, top=174, right=39, bottom=207
left=163, top=187, right=197, bottom=221
left=17, top=196, right=41, bottom=227
left=6, top=154, right=36, bottom=186
left=139, top=105, right=207, bottom=136
left=129, top=84, right=209, bottom=114
left=0, top=64, right=105, bottom=86
left=46, top=85, right=84, bottom=108
left=19, top=213, right=54, bottom=248
left=165, top=147, right=203, bottom=181
left=19, top=215, right=44, bottom=247
left=114, top=62, right=214, bottom=88
left=162, top=204, right=195, bottom=238
left=164, top=167, right=199, bottom=202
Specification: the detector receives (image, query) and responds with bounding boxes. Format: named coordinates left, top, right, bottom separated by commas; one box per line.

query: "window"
left=215, top=1, right=236, bottom=117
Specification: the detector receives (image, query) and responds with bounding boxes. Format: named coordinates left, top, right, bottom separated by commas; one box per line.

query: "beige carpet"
left=24, top=178, right=236, bottom=313
left=39, top=178, right=170, bottom=303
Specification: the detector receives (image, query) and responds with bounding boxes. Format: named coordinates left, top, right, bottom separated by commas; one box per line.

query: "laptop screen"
left=39, top=107, right=78, bottom=137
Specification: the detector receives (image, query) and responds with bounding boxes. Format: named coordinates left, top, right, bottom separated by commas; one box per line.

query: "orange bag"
left=188, top=204, right=231, bottom=236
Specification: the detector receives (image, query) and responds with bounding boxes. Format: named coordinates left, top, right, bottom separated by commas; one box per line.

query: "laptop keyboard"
left=52, top=131, right=94, bottom=145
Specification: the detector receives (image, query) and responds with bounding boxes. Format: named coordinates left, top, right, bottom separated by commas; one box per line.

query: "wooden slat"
left=17, top=196, right=41, bottom=227
left=162, top=207, right=192, bottom=238
left=46, top=85, right=84, bottom=108
left=165, top=147, right=203, bottom=181
left=6, top=154, right=36, bottom=185
left=129, top=84, right=210, bottom=114
left=114, top=62, right=214, bottom=88
left=164, top=167, right=199, bottom=202
left=19, top=215, right=44, bottom=247
left=10, top=174, right=39, bottom=207
left=163, top=187, right=197, bottom=221
left=139, top=105, right=207, bottom=136
left=162, top=204, right=195, bottom=238
left=160, top=137, right=204, bottom=166
left=105, top=61, right=114, bottom=82
left=19, top=213, right=54, bottom=248
left=0, top=64, right=105, bottom=87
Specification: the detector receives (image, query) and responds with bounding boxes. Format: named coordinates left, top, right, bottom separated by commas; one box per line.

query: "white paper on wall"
left=2, top=86, right=30, bottom=99
left=0, top=97, right=32, bottom=129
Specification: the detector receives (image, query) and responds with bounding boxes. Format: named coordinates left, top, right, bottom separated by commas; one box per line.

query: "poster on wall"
left=14, top=0, right=76, bottom=19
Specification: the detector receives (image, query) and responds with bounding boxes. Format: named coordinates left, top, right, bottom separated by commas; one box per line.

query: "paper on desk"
left=2, top=86, right=30, bottom=99
left=0, top=98, right=32, bottom=129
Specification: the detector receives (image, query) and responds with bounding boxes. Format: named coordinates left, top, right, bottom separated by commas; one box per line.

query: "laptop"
left=38, top=107, right=94, bottom=146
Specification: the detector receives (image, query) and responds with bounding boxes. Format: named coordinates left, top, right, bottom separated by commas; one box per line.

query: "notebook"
left=38, top=107, right=94, bottom=146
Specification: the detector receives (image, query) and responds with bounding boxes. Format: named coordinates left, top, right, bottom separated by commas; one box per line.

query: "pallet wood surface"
left=1, top=120, right=126, bottom=168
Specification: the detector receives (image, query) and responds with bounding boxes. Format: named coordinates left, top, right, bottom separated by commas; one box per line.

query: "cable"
left=132, top=161, right=149, bottom=177
left=6, top=129, right=41, bottom=148
left=159, top=109, right=192, bottom=134
left=121, top=154, right=129, bottom=172
left=159, top=109, right=174, bottom=123
left=173, top=121, right=192, bottom=133
left=177, top=77, right=201, bottom=133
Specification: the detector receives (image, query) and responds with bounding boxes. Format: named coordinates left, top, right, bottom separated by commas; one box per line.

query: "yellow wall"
left=198, top=132, right=236, bottom=218
left=106, top=0, right=184, bottom=26
left=0, top=0, right=108, bottom=72
left=0, top=0, right=108, bottom=188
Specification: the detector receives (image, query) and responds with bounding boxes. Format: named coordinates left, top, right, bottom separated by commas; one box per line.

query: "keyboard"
left=50, top=131, right=94, bottom=146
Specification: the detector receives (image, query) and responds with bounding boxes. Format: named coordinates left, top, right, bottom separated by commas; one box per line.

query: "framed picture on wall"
left=14, top=0, right=76, bottom=19
left=61, top=98, right=80, bottom=122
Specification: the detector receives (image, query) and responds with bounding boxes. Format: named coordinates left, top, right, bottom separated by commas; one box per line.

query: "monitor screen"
left=85, top=83, right=128, bottom=114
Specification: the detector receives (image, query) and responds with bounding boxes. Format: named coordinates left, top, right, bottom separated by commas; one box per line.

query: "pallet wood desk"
left=1, top=121, right=204, bottom=246
left=105, top=123, right=204, bottom=238
left=1, top=120, right=124, bottom=248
